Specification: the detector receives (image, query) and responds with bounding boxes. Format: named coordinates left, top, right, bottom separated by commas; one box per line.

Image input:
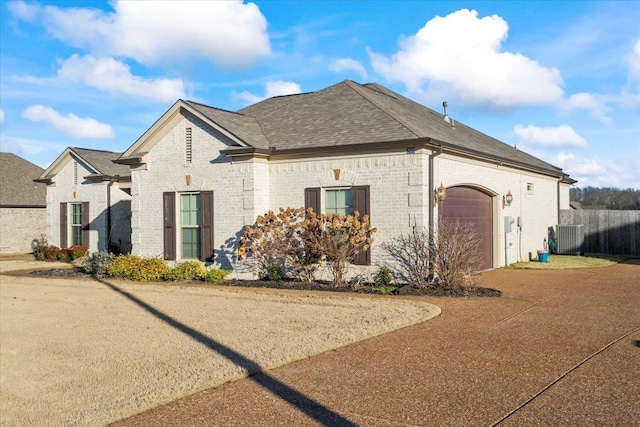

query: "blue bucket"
left=538, top=251, right=549, bottom=263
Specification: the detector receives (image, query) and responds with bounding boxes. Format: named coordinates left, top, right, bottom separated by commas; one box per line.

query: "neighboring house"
left=0, top=153, right=46, bottom=254
left=35, top=147, right=132, bottom=254
left=113, top=80, right=575, bottom=274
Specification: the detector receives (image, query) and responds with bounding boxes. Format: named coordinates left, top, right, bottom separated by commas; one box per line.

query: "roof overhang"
left=84, top=174, right=132, bottom=183
left=117, top=100, right=250, bottom=165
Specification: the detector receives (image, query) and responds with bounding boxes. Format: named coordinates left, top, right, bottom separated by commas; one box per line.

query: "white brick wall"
left=0, top=207, right=46, bottom=254
left=132, top=112, right=254, bottom=269
left=435, top=154, right=560, bottom=266
left=132, top=113, right=564, bottom=275
left=45, top=158, right=131, bottom=253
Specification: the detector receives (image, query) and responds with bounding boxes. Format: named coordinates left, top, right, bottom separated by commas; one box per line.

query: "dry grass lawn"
left=0, top=263, right=439, bottom=427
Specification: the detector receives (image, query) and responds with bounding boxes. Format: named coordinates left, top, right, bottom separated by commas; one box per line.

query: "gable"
left=117, top=100, right=252, bottom=165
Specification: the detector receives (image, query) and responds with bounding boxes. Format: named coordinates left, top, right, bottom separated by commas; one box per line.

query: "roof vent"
left=442, top=101, right=450, bottom=123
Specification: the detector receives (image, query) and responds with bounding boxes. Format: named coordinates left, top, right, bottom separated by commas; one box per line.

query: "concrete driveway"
left=114, top=259, right=640, bottom=426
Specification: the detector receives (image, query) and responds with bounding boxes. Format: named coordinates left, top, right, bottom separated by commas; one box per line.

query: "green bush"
left=166, top=260, right=205, bottom=281
left=83, top=251, right=117, bottom=276
left=69, top=245, right=89, bottom=260
left=265, top=264, right=284, bottom=281
left=374, top=267, right=393, bottom=287
left=201, top=268, right=232, bottom=283
left=108, top=254, right=169, bottom=282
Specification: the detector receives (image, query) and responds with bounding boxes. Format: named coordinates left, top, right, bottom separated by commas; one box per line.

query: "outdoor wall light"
left=503, top=190, right=513, bottom=208
left=434, top=183, right=447, bottom=204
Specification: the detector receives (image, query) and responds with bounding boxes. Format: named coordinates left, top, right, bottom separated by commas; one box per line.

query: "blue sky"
left=1, top=0, right=639, bottom=188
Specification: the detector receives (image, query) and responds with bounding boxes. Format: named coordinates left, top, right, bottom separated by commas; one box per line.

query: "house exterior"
left=35, top=147, right=132, bottom=254
left=0, top=153, right=47, bottom=254
left=113, top=80, right=574, bottom=274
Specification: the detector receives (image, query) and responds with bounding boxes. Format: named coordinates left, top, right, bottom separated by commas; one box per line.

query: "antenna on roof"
left=442, top=101, right=450, bottom=123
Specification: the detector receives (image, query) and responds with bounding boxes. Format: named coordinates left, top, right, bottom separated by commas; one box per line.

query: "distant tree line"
left=570, top=186, right=640, bottom=210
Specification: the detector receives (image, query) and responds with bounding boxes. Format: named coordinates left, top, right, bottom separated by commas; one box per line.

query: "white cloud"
left=330, top=58, right=368, bottom=79
left=234, top=80, right=302, bottom=105
left=0, top=108, right=4, bottom=125
left=57, top=55, right=185, bottom=102
left=7, top=0, right=39, bottom=21
left=552, top=151, right=640, bottom=189
left=557, top=93, right=611, bottom=124
left=22, top=105, right=114, bottom=139
left=622, top=39, right=640, bottom=107
left=514, top=124, right=587, bottom=148
left=369, top=9, right=564, bottom=108
left=10, top=0, right=270, bottom=69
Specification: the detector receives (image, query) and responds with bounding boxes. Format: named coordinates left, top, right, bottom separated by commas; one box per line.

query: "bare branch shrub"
left=238, top=208, right=321, bottom=282
left=381, top=227, right=431, bottom=288
left=381, top=219, right=483, bottom=290
left=309, top=211, right=376, bottom=286
left=238, top=208, right=376, bottom=286
left=431, top=219, right=484, bottom=289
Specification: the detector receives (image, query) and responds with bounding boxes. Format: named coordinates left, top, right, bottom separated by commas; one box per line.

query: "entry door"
left=440, top=186, right=493, bottom=269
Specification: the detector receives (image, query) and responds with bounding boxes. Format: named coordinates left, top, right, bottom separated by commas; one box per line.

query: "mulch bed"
left=27, top=268, right=501, bottom=297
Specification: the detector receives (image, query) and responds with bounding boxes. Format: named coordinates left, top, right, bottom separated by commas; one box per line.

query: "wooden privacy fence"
left=559, top=210, right=640, bottom=256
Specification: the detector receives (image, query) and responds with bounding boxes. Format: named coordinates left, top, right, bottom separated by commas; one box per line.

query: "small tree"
left=381, top=219, right=483, bottom=290
left=431, top=219, right=483, bottom=289
left=381, top=227, right=431, bottom=288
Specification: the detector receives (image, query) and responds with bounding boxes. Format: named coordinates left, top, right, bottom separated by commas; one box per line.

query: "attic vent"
left=185, top=127, right=192, bottom=164
left=73, top=161, right=78, bottom=185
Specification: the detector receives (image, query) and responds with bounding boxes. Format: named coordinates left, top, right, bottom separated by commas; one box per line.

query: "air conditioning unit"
left=556, top=225, right=585, bottom=255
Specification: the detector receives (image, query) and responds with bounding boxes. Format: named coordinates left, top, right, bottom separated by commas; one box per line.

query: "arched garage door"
left=440, top=186, right=493, bottom=270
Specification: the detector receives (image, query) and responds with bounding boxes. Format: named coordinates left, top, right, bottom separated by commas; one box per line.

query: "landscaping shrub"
left=374, top=267, right=393, bottom=287
left=108, top=254, right=169, bottom=282
left=239, top=207, right=376, bottom=286
left=265, top=264, right=284, bottom=281
left=68, top=245, right=89, bottom=260
left=32, top=234, right=48, bottom=261
left=82, top=251, right=117, bottom=276
left=201, top=267, right=232, bottom=283
left=43, top=245, right=61, bottom=261
left=166, top=260, right=205, bottom=281
left=56, top=249, right=72, bottom=262
left=382, top=219, right=482, bottom=290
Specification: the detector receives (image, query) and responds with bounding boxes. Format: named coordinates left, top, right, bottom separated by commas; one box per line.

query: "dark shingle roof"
left=180, top=80, right=565, bottom=176
left=185, top=101, right=270, bottom=149
left=0, top=153, right=46, bottom=207
left=70, top=148, right=130, bottom=177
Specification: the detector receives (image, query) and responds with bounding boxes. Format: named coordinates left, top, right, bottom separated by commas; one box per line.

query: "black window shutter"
left=200, top=191, right=214, bottom=262
left=353, top=186, right=371, bottom=265
left=60, top=202, right=67, bottom=248
left=163, top=192, right=176, bottom=261
left=81, top=202, right=90, bottom=248
left=304, top=187, right=321, bottom=214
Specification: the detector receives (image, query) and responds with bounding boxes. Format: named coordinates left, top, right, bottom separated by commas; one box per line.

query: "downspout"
left=428, top=145, right=444, bottom=235
left=107, top=177, right=116, bottom=251
left=428, top=146, right=444, bottom=275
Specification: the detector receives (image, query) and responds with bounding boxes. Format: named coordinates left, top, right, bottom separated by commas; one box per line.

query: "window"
left=325, top=188, right=355, bottom=216
left=527, top=183, right=534, bottom=194
left=185, top=127, right=192, bottom=164
left=305, top=186, right=370, bottom=265
left=180, top=193, right=201, bottom=259
left=70, top=203, right=82, bottom=245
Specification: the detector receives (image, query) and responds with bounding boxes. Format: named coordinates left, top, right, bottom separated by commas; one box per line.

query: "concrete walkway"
left=114, top=260, right=640, bottom=426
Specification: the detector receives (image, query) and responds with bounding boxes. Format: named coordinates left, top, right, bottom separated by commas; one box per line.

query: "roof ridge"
left=344, top=81, right=421, bottom=138
left=185, top=100, right=245, bottom=117
left=71, top=147, right=123, bottom=155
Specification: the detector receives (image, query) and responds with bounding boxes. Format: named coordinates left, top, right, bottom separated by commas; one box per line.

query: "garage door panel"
left=441, top=187, right=493, bottom=269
